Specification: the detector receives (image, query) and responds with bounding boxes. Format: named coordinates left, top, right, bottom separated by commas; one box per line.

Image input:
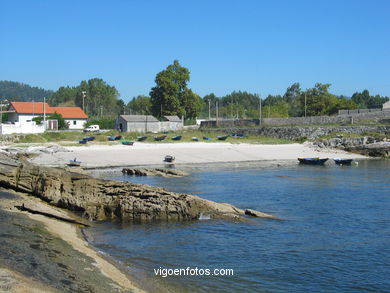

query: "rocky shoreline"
left=0, top=150, right=278, bottom=292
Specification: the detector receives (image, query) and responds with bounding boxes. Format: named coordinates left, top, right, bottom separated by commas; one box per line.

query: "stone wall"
left=204, top=125, right=390, bottom=140
left=200, top=110, right=390, bottom=128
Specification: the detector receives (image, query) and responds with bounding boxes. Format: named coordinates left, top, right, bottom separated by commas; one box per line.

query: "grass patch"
left=14, top=129, right=295, bottom=145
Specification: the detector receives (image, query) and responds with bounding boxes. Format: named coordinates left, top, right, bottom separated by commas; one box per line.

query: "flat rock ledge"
left=0, top=152, right=277, bottom=222
left=122, top=168, right=189, bottom=177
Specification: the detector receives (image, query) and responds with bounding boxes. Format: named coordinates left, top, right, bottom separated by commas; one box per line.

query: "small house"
left=7, top=102, right=88, bottom=129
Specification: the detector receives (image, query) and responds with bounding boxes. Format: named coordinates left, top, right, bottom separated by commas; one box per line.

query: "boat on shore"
left=108, top=135, right=122, bottom=141
left=163, top=155, right=175, bottom=163
left=79, top=139, right=87, bottom=144
left=172, top=135, right=182, bottom=141
left=334, top=158, right=353, bottom=165
left=154, top=135, right=167, bottom=141
left=203, top=136, right=212, bottom=141
left=83, top=136, right=95, bottom=141
left=192, top=137, right=199, bottom=141
left=121, top=140, right=134, bottom=146
left=137, top=136, right=148, bottom=142
left=68, top=158, right=81, bottom=167
left=217, top=135, right=229, bottom=141
left=298, top=157, right=328, bottom=165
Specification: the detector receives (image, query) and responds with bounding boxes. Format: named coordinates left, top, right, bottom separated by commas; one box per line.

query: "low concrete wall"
left=0, top=122, right=45, bottom=135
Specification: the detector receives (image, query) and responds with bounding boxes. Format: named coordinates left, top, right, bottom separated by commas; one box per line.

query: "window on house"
left=73, top=121, right=77, bottom=125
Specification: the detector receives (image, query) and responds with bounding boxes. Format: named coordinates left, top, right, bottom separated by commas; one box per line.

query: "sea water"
left=84, top=160, right=390, bottom=292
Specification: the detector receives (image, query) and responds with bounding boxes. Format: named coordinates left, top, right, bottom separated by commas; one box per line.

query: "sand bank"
left=29, top=142, right=367, bottom=168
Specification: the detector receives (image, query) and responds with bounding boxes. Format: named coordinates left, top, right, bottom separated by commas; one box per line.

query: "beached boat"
left=192, top=137, right=199, bottom=141
left=79, top=139, right=87, bottom=144
left=203, top=136, right=212, bottom=141
left=68, top=158, right=81, bottom=167
left=108, top=135, right=122, bottom=141
left=137, top=136, right=148, bottom=142
left=217, top=135, right=229, bottom=141
left=298, top=157, right=328, bottom=165
left=121, top=140, right=134, bottom=146
left=172, top=135, right=182, bottom=141
left=154, top=135, right=167, bottom=141
left=163, top=155, right=175, bottom=163
left=83, top=136, right=95, bottom=141
left=230, top=133, right=245, bottom=138
left=334, top=158, right=353, bottom=165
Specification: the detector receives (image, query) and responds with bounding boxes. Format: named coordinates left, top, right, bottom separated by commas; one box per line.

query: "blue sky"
left=1, top=0, right=389, bottom=102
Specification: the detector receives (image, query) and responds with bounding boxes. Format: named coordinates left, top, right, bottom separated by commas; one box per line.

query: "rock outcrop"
left=122, top=168, right=189, bottom=177
left=312, top=136, right=390, bottom=157
left=0, top=152, right=277, bottom=222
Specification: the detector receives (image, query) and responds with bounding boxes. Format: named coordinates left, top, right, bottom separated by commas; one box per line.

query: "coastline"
left=0, top=187, right=147, bottom=293
left=0, top=142, right=369, bottom=292
left=26, top=142, right=367, bottom=168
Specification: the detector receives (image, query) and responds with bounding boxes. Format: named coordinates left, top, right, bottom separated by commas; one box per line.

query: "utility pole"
left=43, top=97, right=46, bottom=130
left=208, top=99, right=211, bottom=120
left=216, top=101, right=219, bottom=126
left=304, top=93, right=307, bottom=118
left=81, top=91, right=86, bottom=112
left=259, top=98, right=262, bottom=125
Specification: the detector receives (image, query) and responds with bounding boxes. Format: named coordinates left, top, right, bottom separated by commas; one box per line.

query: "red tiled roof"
left=51, top=107, right=88, bottom=119
left=9, top=102, right=53, bottom=114
left=8, top=102, right=88, bottom=119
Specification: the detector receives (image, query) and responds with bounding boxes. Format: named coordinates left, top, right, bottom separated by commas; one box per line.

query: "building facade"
left=6, top=102, right=88, bottom=130
left=116, top=115, right=183, bottom=133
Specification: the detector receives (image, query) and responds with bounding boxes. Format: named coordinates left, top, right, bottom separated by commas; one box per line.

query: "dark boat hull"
left=334, top=159, right=353, bottom=165
left=154, top=136, right=167, bottom=141
left=217, top=135, right=229, bottom=141
left=298, top=158, right=328, bottom=165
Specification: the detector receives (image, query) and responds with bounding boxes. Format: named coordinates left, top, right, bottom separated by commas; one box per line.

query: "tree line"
left=1, top=60, right=389, bottom=121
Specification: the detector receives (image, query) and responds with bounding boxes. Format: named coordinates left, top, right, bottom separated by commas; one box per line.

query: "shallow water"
left=85, top=160, right=390, bottom=292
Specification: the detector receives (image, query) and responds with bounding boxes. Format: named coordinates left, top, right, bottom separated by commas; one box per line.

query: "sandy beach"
left=29, top=142, right=367, bottom=168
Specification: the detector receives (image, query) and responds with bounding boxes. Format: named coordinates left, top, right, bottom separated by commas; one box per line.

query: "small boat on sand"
left=79, top=139, right=87, bottom=144
left=121, top=140, right=134, bottom=146
left=203, top=136, right=212, bottom=141
left=68, top=158, right=81, bottom=167
left=217, top=135, right=229, bottom=141
left=334, top=158, right=353, bottom=165
left=298, top=157, right=328, bottom=165
left=163, top=155, right=175, bottom=163
left=154, top=135, right=167, bottom=141
left=83, top=136, right=95, bottom=141
left=108, top=135, right=122, bottom=141
left=191, top=137, right=199, bottom=141
left=137, top=136, right=148, bottom=142
left=172, top=135, right=182, bottom=141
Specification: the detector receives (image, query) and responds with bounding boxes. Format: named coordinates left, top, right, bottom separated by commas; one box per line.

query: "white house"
left=6, top=102, right=88, bottom=130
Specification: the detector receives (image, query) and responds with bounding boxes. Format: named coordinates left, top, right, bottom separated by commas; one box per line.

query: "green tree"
left=283, top=82, right=302, bottom=117
left=48, top=86, right=78, bottom=106
left=150, top=60, right=201, bottom=119
left=127, top=95, right=152, bottom=115
left=75, top=78, right=119, bottom=117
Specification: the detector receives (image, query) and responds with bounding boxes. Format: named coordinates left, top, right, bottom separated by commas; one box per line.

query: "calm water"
left=85, top=160, right=390, bottom=292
